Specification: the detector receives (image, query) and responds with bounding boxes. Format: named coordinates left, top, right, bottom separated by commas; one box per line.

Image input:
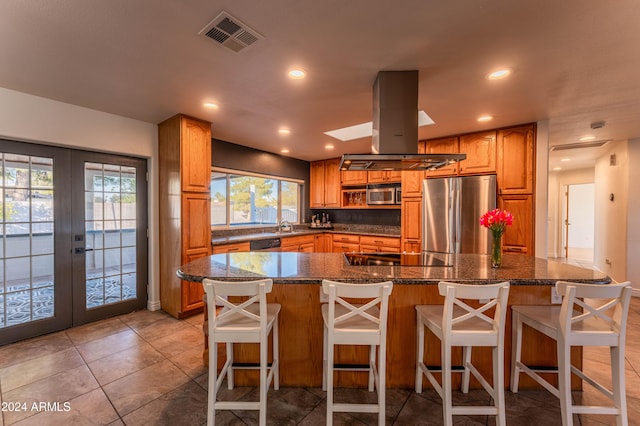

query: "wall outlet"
left=319, top=286, right=328, bottom=303
left=551, top=287, right=562, bottom=304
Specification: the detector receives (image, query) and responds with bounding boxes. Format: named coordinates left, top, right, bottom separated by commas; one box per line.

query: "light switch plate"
left=551, top=287, right=562, bottom=304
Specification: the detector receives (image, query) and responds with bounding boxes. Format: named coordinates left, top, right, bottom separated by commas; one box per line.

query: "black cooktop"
left=344, top=252, right=452, bottom=267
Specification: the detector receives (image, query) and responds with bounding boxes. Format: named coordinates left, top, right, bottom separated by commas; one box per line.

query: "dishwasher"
left=249, top=237, right=282, bottom=251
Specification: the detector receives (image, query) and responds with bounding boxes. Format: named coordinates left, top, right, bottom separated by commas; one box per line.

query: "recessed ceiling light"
left=280, top=148, right=290, bottom=154
left=580, top=135, right=596, bottom=141
left=487, top=68, right=512, bottom=80
left=288, top=69, right=306, bottom=79
left=325, top=111, right=435, bottom=141
left=477, top=115, right=493, bottom=122
left=325, top=144, right=334, bottom=150
left=560, top=158, right=571, bottom=162
left=278, top=128, right=291, bottom=135
left=203, top=102, right=219, bottom=109
left=553, top=167, right=562, bottom=171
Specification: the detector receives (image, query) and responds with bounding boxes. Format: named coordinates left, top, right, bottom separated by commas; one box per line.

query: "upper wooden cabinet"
left=458, top=131, right=496, bottom=175
left=423, top=137, right=459, bottom=177
left=497, top=125, right=535, bottom=195
left=341, top=170, right=368, bottom=186
left=310, top=158, right=341, bottom=208
left=368, top=170, right=402, bottom=183
left=180, top=118, right=212, bottom=192
left=158, top=114, right=212, bottom=319
left=401, top=170, right=425, bottom=198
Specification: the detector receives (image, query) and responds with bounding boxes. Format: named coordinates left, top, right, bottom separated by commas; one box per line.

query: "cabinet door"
left=324, top=158, right=341, bottom=208
left=498, top=125, right=534, bottom=195
left=180, top=117, right=212, bottom=192
left=181, top=193, right=212, bottom=256
left=367, top=171, right=387, bottom=183
left=402, top=170, right=424, bottom=198
left=499, top=194, right=533, bottom=255
left=458, top=131, right=496, bottom=175
left=314, top=233, right=332, bottom=252
left=341, top=170, right=368, bottom=186
left=401, top=197, right=422, bottom=250
left=368, top=170, right=402, bottom=183
left=424, top=137, right=459, bottom=177
left=212, top=242, right=250, bottom=254
left=310, top=161, right=326, bottom=208
left=181, top=250, right=207, bottom=314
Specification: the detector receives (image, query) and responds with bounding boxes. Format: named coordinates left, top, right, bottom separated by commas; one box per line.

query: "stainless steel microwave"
left=366, top=184, right=401, bottom=205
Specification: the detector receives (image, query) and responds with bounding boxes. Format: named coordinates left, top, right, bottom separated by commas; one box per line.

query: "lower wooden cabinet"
left=499, top=194, right=534, bottom=255
left=314, top=233, right=332, bottom=252
left=332, top=234, right=360, bottom=253
left=281, top=235, right=315, bottom=252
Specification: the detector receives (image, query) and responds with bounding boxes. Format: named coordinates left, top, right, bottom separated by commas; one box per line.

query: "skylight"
left=324, top=111, right=435, bottom=142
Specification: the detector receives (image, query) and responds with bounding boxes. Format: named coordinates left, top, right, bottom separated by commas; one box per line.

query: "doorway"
left=0, top=140, right=147, bottom=345
left=562, top=183, right=595, bottom=264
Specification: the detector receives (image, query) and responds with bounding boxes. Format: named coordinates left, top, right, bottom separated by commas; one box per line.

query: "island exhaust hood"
left=339, top=71, right=466, bottom=171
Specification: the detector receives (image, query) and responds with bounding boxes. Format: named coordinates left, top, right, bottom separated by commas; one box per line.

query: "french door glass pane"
left=0, top=153, right=55, bottom=328
left=84, top=162, right=137, bottom=309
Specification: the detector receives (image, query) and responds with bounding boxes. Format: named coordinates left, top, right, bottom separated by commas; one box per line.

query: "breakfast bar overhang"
left=177, top=252, right=610, bottom=389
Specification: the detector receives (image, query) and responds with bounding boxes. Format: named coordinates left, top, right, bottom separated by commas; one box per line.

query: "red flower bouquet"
left=480, top=209, right=513, bottom=267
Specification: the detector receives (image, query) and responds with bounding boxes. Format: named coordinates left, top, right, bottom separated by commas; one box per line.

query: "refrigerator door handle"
left=453, top=178, right=461, bottom=253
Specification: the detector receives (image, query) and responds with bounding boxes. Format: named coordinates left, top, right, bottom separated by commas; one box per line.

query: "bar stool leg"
left=368, top=345, right=376, bottom=392
left=378, top=343, right=386, bottom=426
left=415, top=315, right=424, bottom=393
left=557, top=335, right=573, bottom=426
left=611, top=346, right=627, bottom=426
left=442, top=340, right=453, bottom=426
left=326, top=331, right=334, bottom=426
left=322, top=326, right=327, bottom=391
left=461, top=346, right=471, bottom=393
left=273, top=320, right=280, bottom=390
left=494, top=345, right=506, bottom=426
left=226, top=343, right=234, bottom=389
left=510, top=311, right=523, bottom=392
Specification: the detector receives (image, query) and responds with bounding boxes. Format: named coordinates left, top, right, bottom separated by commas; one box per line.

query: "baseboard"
left=147, top=299, right=162, bottom=311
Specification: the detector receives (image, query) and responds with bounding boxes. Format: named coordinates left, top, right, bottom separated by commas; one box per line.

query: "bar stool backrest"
left=437, top=281, right=510, bottom=346
left=203, top=278, right=273, bottom=330
left=555, top=280, right=632, bottom=346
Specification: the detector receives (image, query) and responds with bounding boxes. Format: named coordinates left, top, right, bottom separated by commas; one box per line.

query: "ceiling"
left=1, top=1, right=639, bottom=171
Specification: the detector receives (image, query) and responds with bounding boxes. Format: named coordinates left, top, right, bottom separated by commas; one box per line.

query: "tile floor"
left=0, top=297, right=638, bottom=425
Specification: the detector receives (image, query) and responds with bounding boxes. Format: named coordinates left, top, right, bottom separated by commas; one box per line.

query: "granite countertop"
left=177, top=252, right=610, bottom=286
left=211, top=225, right=400, bottom=245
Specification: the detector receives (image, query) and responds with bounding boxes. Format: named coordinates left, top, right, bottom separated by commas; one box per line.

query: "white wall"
left=627, top=138, right=640, bottom=292
left=0, top=87, right=161, bottom=310
left=594, top=140, right=628, bottom=283
left=547, top=168, right=595, bottom=258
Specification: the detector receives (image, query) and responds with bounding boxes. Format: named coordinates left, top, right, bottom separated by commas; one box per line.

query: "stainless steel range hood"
left=339, top=71, right=466, bottom=171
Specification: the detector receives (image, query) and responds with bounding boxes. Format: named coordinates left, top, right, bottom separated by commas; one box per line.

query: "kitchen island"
left=177, top=252, right=609, bottom=389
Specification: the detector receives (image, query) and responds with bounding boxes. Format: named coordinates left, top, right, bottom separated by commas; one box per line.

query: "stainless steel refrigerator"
left=422, top=174, right=497, bottom=254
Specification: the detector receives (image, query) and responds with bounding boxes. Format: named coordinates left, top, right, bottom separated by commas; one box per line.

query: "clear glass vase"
left=491, top=232, right=502, bottom=268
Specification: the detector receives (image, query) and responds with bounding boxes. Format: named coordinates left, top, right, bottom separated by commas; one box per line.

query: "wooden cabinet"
left=281, top=235, right=315, bottom=252
left=341, top=170, right=368, bottom=186
left=401, top=170, right=424, bottom=198
left=368, top=170, right=402, bottom=183
left=458, top=131, right=496, bottom=175
left=159, top=114, right=212, bottom=318
left=314, top=233, right=332, bottom=252
left=401, top=197, right=422, bottom=253
left=498, top=125, right=535, bottom=195
left=310, top=158, right=341, bottom=208
left=332, top=234, right=360, bottom=253
left=499, top=194, right=534, bottom=255
left=359, top=235, right=401, bottom=253
left=423, top=136, right=459, bottom=177
left=212, top=242, right=250, bottom=254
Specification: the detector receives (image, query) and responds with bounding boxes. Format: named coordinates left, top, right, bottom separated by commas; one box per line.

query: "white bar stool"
left=202, top=278, right=281, bottom=426
left=321, top=279, right=393, bottom=426
left=511, top=280, right=632, bottom=426
left=415, top=281, right=510, bottom=426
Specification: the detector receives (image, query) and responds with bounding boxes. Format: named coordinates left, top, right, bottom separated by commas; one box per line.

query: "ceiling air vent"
left=549, top=140, right=610, bottom=151
left=199, top=11, right=263, bottom=53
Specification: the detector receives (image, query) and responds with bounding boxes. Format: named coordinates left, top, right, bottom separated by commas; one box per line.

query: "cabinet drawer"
left=359, top=235, right=400, bottom=248
left=281, top=235, right=315, bottom=247
left=212, top=242, right=250, bottom=254
left=332, top=242, right=360, bottom=253
left=332, top=234, right=360, bottom=244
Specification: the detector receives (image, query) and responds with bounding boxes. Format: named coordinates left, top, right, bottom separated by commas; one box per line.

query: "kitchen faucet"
left=279, top=219, right=292, bottom=232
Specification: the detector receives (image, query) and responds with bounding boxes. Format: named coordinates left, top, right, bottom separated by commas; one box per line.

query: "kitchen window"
left=211, top=168, right=301, bottom=228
